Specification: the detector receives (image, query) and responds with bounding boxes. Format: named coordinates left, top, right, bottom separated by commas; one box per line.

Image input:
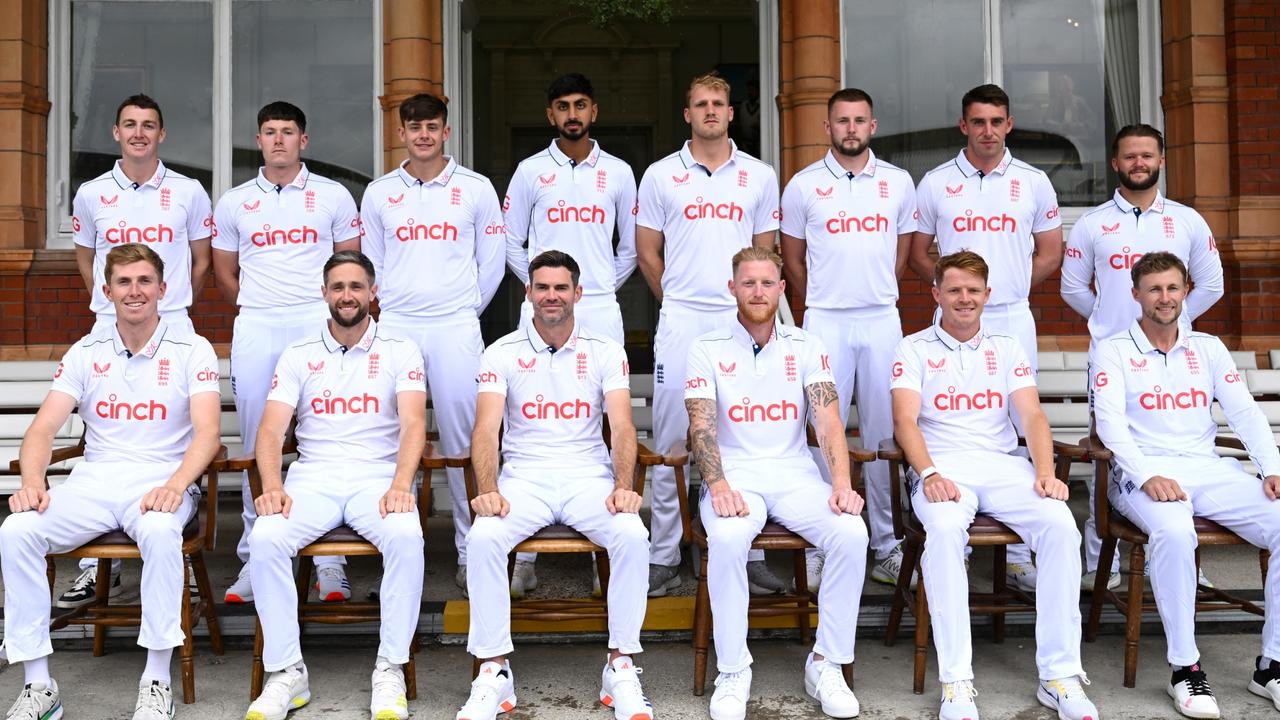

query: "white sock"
left=1262, top=656, right=1279, bottom=671
left=142, top=648, right=172, bottom=685
left=23, top=657, right=51, bottom=686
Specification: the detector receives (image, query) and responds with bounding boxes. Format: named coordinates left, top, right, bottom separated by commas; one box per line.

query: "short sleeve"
left=801, top=334, right=835, bottom=388
left=914, top=175, right=937, bottom=236
left=330, top=187, right=362, bottom=243
left=635, top=166, right=667, bottom=232
left=600, top=342, right=630, bottom=395
left=752, top=168, right=781, bottom=234
left=476, top=346, right=507, bottom=396
left=896, top=176, right=919, bottom=234
left=1003, top=340, right=1037, bottom=393
left=392, top=342, right=426, bottom=395
left=49, top=344, right=86, bottom=402
left=889, top=338, right=922, bottom=393
left=684, top=340, right=717, bottom=401
left=266, top=348, right=303, bottom=408
left=187, top=186, right=213, bottom=241
left=211, top=197, right=241, bottom=252
left=779, top=176, right=807, bottom=238
left=71, top=189, right=96, bottom=249
left=186, top=339, right=221, bottom=397
left=1030, top=173, right=1062, bottom=233
left=359, top=191, right=387, bottom=282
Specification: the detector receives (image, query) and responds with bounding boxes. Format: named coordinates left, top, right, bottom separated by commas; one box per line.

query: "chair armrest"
left=1077, top=436, right=1113, bottom=462
left=636, top=443, right=665, bottom=466
left=848, top=444, right=877, bottom=464
left=221, top=455, right=257, bottom=472
left=877, top=437, right=904, bottom=461
left=1053, top=439, right=1089, bottom=460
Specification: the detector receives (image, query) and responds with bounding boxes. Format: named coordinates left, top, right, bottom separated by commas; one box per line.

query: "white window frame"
left=46, top=0, right=382, bottom=249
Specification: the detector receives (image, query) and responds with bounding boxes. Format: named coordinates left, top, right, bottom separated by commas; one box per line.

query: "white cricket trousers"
left=465, top=466, right=649, bottom=658
left=1109, top=455, right=1280, bottom=666
left=911, top=450, right=1084, bottom=682
left=700, top=458, right=868, bottom=673
left=379, top=311, right=481, bottom=565
left=804, top=305, right=902, bottom=557
left=248, top=461, right=424, bottom=672
left=230, top=302, right=332, bottom=565
left=0, top=461, right=197, bottom=662
left=520, top=294, right=625, bottom=345
left=650, top=303, right=740, bottom=567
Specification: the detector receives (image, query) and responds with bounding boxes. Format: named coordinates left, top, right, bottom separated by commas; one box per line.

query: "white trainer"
left=1167, top=663, right=1219, bottom=719
left=5, top=680, right=62, bottom=720
left=708, top=668, right=751, bottom=720
left=939, top=679, right=979, bottom=720
left=456, top=661, right=516, bottom=720
left=55, top=566, right=121, bottom=609
left=871, top=544, right=917, bottom=590
left=1249, top=655, right=1280, bottom=711
left=1037, top=676, right=1098, bottom=720
left=1080, top=570, right=1121, bottom=592
left=804, top=653, right=859, bottom=718
left=245, top=663, right=311, bottom=720
left=132, top=680, right=174, bottom=720
left=509, top=560, right=538, bottom=599
left=802, top=549, right=825, bottom=592
left=370, top=657, right=409, bottom=720
left=599, top=655, right=653, bottom=720
left=455, top=565, right=469, bottom=599
left=1006, top=562, right=1037, bottom=593
left=226, top=564, right=254, bottom=605
left=315, top=565, right=351, bottom=603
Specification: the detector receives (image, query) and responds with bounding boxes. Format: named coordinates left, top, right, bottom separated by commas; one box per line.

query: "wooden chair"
left=227, top=438, right=442, bottom=700
left=878, top=438, right=1044, bottom=694
left=8, top=445, right=227, bottom=704
left=666, top=439, right=874, bottom=696
left=1069, top=436, right=1270, bottom=688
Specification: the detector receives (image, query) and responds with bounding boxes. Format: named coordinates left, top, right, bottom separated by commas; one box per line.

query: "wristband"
left=918, top=466, right=939, bottom=481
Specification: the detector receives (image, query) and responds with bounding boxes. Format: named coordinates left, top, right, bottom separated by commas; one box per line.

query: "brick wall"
left=1226, top=0, right=1280, bottom=197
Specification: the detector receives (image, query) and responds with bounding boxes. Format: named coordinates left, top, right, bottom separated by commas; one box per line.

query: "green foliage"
left=567, top=0, right=675, bottom=26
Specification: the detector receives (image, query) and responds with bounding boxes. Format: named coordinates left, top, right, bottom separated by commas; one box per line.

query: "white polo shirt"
left=1061, top=190, right=1224, bottom=347
left=636, top=141, right=780, bottom=311
left=72, top=160, right=214, bottom=316
left=1092, top=322, right=1280, bottom=484
left=503, top=139, right=637, bottom=296
left=915, top=149, right=1061, bottom=306
left=212, top=164, right=361, bottom=309
left=476, top=321, right=629, bottom=474
left=684, top=322, right=831, bottom=465
left=268, top=320, right=425, bottom=465
left=51, top=320, right=220, bottom=465
left=891, top=324, right=1036, bottom=456
left=780, top=149, right=917, bottom=309
left=360, top=158, right=506, bottom=320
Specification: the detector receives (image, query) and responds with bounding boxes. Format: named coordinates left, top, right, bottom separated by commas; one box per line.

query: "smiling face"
left=256, top=119, right=308, bottom=171
left=729, top=259, right=784, bottom=325
left=113, top=106, right=166, bottom=165
left=527, top=265, right=581, bottom=328
left=1133, top=267, right=1185, bottom=329
left=685, top=84, right=734, bottom=142
left=322, top=261, right=376, bottom=329
left=960, top=101, right=1012, bottom=166
left=103, top=259, right=165, bottom=324
left=547, top=92, right=597, bottom=142
left=933, top=267, right=990, bottom=331
left=1113, top=135, right=1164, bottom=192
left=399, top=114, right=450, bottom=165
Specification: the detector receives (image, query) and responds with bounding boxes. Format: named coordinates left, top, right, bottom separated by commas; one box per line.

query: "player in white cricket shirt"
left=780, top=87, right=917, bottom=592
left=243, top=251, right=426, bottom=720
left=1, top=244, right=221, bottom=720
left=1092, top=252, right=1280, bottom=719
left=906, top=83, right=1063, bottom=589
left=686, top=247, right=864, bottom=720
left=361, top=93, right=505, bottom=595
left=66, top=95, right=213, bottom=608
left=1060, top=124, right=1225, bottom=590
left=458, top=251, right=652, bottom=720
left=213, top=101, right=362, bottom=605
left=636, top=72, right=784, bottom=598
left=891, top=251, right=1099, bottom=720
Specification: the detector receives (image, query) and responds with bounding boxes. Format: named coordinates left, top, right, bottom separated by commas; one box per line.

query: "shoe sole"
left=55, top=581, right=123, bottom=609
left=509, top=583, right=537, bottom=600
left=869, top=566, right=917, bottom=590
left=456, top=694, right=516, bottom=720
left=1249, top=680, right=1280, bottom=711
left=225, top=594, right=253, bottom=605
left=647, top=576, right=681, bottom=598
left=708, top=703, right=746, bottom=720
left=1166, top=684, right=1220, bottom=719
left=319, top=592, right=350, bottom=603
left=373, top=709, right=408, bottom=720
left=600, top=691, right=654, bottom=720
left=1036, top=684, right=1095, bottom=720
left=804, top=677, right=860, bottom=718
left=245, top=689, right=310, bottom=720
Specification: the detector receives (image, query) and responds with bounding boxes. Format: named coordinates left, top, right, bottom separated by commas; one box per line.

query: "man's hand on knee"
left=379, top=487, right=416, bottom=517
left=8, top=486, right=49, bottom=513
left=828, top=487, right=864, bottom=515
left=471, top=491, right=509, bottom=518
left=140, top=483, right=185, bottom=514
left=1034, top=473, right=1069, bottom=501
left=923, top=474, right=961, bottom=503
left=1141, top=475, right=1187, bottom=502
left=606, top=488, right=642, bottom=515
left=256, top=488, right=293, bottom=518
left=1264, top=475, right=1280, bottom=501
left=708, top=481, right=749, bottom=518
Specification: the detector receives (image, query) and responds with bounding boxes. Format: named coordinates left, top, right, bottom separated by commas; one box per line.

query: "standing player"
left=458, top=251, right=652, bottom=720
left=636, top=72, right=783, bottom=597
left=1060, top=124, right=1224, bottom=589
left=1092, top=252, right=1280, bottom=719
left=360, top=93, right=505, bottom=594
left=213, top=101, right=362, bottom=605
left=907, top=83, right=1063, bottom=588
left=780, top=87, right=916, bottom=590
left=244, top=251, right=426, bottom=720
left=1, top=244, right=221, bottom=720
left=891, top=251, right=1098, bottom=720
left=687, top=247, right=866, bottom=720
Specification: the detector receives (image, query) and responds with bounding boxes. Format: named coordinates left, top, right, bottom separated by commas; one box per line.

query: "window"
left=50, top=0, right=379, bottom=246
left=842, top=0, right=1159, bottom=211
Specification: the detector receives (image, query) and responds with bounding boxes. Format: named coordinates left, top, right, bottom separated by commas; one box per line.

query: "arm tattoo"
left=686, top=398, right=726, bottom=487
left=806, top=381, right=841, bottom=472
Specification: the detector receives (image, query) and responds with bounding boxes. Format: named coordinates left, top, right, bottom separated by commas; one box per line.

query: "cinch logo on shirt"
left=547, top=201, right=606, bottom=224
left=106, top=223, right=174, bottom=244
left=521, top=394, right=591, bottom=420
left=727, top=397, right=799, bottom=423
left=825, top=212, right=889, bottom=234
left=196, top=368, right=219, bottom=382
left=685, top=376, right=708, bottom=390
left=1065, top=246, right=1083, bottom=259
left=310, top=391, right=381, bottom=415
left=1224, top=371, right=1243, bottom=384
left=931, top=386, right=1003, bottom=411
left=395, top=220, right=458, bottom=242
left=683, top=196, right=744, bottom=222
left=1138, top=385, right=1208, bottom=411
left=484, top=223, right=506, bottom=236
left=250, top=225, right=318, bottom=247
left=1108, top=247, right=1144, bottom=270
left=951, top=211, right=1016, bottom=234
left=407, top=368, right=425, bottom=382
left=476, top=371, right=498, bottom=384
left=1013, top=364, right=1033, bottom=377
left=95, top=394, right=167, bottom=421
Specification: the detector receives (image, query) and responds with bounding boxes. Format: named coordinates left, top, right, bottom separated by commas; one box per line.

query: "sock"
left=24, top=657, right=51, bottom=686
left=142, top=648, right=173, bottom=685
left=1262, top=656, right=1279, bottom=671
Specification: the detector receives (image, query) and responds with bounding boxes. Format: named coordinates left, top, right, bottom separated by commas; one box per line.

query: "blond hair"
left=687, top=72, right=731, bottom=104
left=933, top=250, right=988, bottom=286
left=104, top=244, right=165, bottom=283
left=731, top=246, right=783, bottom=276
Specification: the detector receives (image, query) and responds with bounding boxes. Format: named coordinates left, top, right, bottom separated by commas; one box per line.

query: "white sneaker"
left=226, top=564, right=254, bottom=605
left=591, top=559, right=603, bottom=599
left=132, top=680, right=174, bottom=720
left=1142, top=559, right=1215, bottom=589
left=804, top=653, right=859, bottom=718
left=54, top=566, right=121, bottom=609
left=871, top=544, right=917, bottom=590
left=1249, top=656, right=1280, bottom=711
left=315, top=565, right=351, bottom=603
left=1167, top=663, right=1219, bottom=719
left=647, top=564, right=681, bottom=598
left=509, top=560, right=537, bottom=599
left=370, top=657, right=409, bottom=720
left=456, top=565, right=469, bottom=599
left=1080, top=570, right=1121, bottom=592
left=245, top=663, right=311, bottom=720
left=456, top=661, right=516, bottom=720
left=599, top=655, right=653, bottom=720
left=939, top=679, right=979, bottom=720
left=708, top=668, right=751, bottom=720
left=1037, top=676, right=1098, bottom=720
left=802, top=549, right=825, bottom=592
left=746, top=561, right=787, bottom=595
left=1006, top=562, right=1037, bottom=593
left=6, top=680, right=62, bottom=720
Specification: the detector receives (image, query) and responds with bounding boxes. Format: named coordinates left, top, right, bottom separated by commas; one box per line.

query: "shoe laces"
left=879, top=550, right=903, bottom=575
left=814, top=661, right=852, bottom=698
left=463, top=670, right=504, bottom=710
left=608, top=662, right=645, bottom=701
left=371, top=662, right=404, bottom=699
left=1182, top=666, right=1213, bottom=696
left=317, top=566, right=346, bottom=585
left=1007, top=562, right=1033, bottom=577
left=69, top=567, right=97, bottom=591
left=943, top=679, right=978, bottom=703
left=714, top=670, right=750, bottom=699
left=258, top=666, right=303, bottom=706
left=1043, top=676, right=1085, bottom=700
left=136, top=681, right=171, bottom=714
left=7, top=686, right=48, bottom=719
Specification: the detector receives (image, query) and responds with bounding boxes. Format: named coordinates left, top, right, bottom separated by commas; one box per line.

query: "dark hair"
left=115, top=94, right=164, bottom=129
left=827, top=88, right=874, bottom=113
left=1112, top=123, right=1165, bottom=156
left=934, top=250, right=989, bottom=286
left=1130, top=251, right=1188, bottom=288
left=547, top=73, right=594, bottom=105
left=323, top=250, right=376, bottom=285
left=528, top=250, right=581, bottom=287
left=399, top=93, right=449, bottom=125
left=105, top=244, right=165, bottom=284
left=257, top=101, right=307, bottom=132
left=961, top=84, right=1010, bottom=116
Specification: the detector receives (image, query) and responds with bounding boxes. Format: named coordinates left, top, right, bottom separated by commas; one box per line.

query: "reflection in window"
left=70, top=2, right=213, bottom=195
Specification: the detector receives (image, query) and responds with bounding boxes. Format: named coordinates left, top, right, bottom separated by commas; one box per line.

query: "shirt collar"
left=822, top=148, right=878, bottom=179
left=254, top=163, right=311, bottom=193
left=954, top=148, right=1012, bottom=178
left=678, top=139, right=740, bottom=173
left=525, top=320, right=580, bottom=354
left=1112, top=188, right=1167, bottom=215
left=321, top=318, right=379, bottom=354
left=109, top=319, right=169, bottom=359
left=547, top=139, right=601, bottom=167
left=932, top=322, right=986, bottom=351
left=397, top=157, right=458, bottom=187
left=111, top=159, right=167, bottom=190
left=1126, top=319, right=1188, bottom=355
left=729, top=316, right=778, bottom=351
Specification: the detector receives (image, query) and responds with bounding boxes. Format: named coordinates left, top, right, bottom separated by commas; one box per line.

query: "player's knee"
left=465, top=517, right=508, bottom=557
left=824, top=515, right=869, bottom=555
left=0, top=513, right=41, bottom=552
left=920, top=513, right=969, bottom=546
left=706, top=519, right=755, bottom=556
left=1148, top=518, right=1197, bottom=555
left=1040, top=506, right=1082, bottom=544
left=611, top=514, right=650, bottom=549
left=133, top=510, right=184, bottom=548
left=247, top=516, right=293, bottom=557
left=380, top=516, right=424, bottom=553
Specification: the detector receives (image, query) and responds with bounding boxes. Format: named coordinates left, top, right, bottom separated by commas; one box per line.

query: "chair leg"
left=991, top=544, right=1007, bottom=644
left=295, top=557, right=313, bottom=625
left=913, top=579, right=930, bottom=695
left=45, top=558, right=56, bottom=596
left=692, top=550, right=712, bottom=696
left=406, top=634, right=418, bottom=700
left=1123, top=543, right=1145, bottom=689
left=1263, top=550, right=1271, bottom=583
left=92, top=559, right=111, bottom=657
left=179, top=556, right=196, bottom=704
left=1085, top=537, right=1118, bottom=643
left=885, top=537, right=921, bottom=647
left=596, top=552, right=612, bottom=602
left=793, top=549, right=811, bottom=645
left=842, top=663, right=854, bottom=688
left=189, top=552, right=224, bottom=655
left=251, top=617, right=265, bottom=700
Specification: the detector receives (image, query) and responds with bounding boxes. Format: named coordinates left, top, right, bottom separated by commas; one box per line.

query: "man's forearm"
left=637, top=256, right=664, bottom=301
left=17, top=433, right=54, bottom=490
left=254, top=440, right=285, bottom=494
left=686, top=398, right=726, bottom=487
left=1030, top=255, right=1060, bottom=288
left=167, top=428, right=220, bottom=490
left=472, top=433, right=500, bottom=495
left=610, top=426, right=638, bottom=490
left=807, top=382, right=851, bottom=487
left=894, top=419, right=935, bottom=477
left=392, top=424, right=427, bottom=491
